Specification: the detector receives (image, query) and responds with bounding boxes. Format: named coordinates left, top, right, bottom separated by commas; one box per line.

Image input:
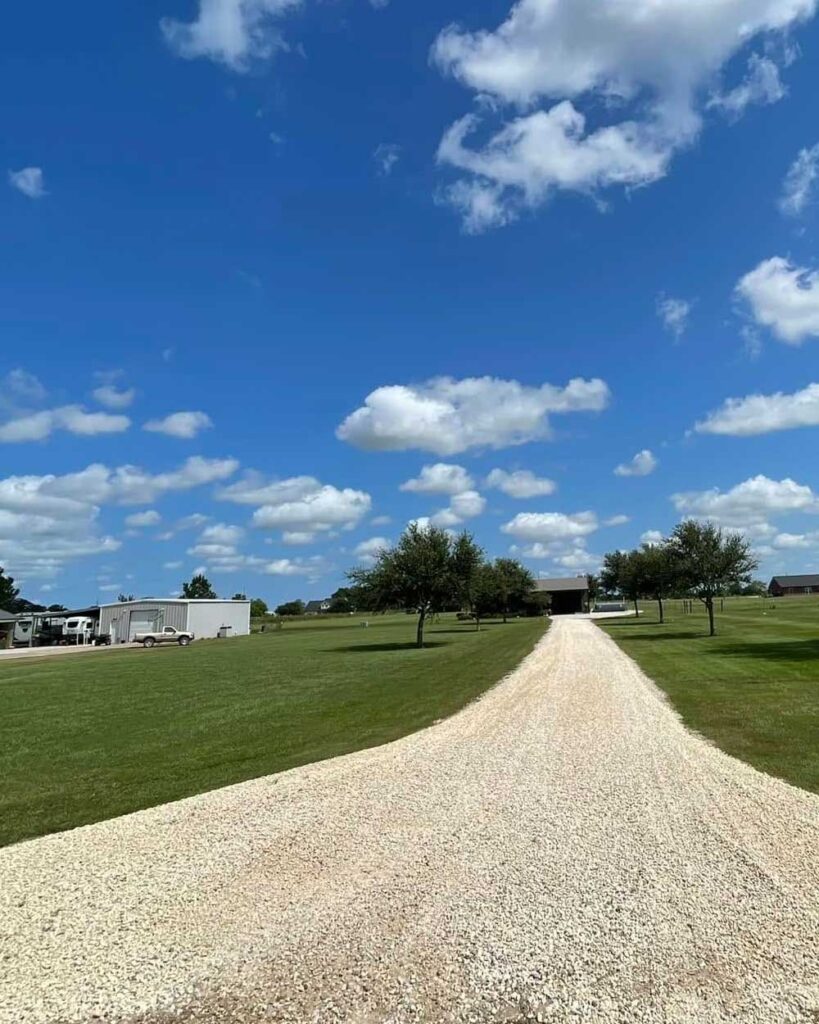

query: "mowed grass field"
left=600, top=595, right=819, bottom=793
left=0, top=613, right=545, bottom=847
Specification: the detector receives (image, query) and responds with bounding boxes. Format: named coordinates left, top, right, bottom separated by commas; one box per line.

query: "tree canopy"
left=275, top=599, right=305, bottom=617
left=250, top=597, right=268, bottom=618
left=181, top=574, right=217, bottom=600
left=0, top=567, right=20, bottom=612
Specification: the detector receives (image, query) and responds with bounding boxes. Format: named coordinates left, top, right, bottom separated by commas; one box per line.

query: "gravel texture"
left=1, top=617, right=818, bottom=1024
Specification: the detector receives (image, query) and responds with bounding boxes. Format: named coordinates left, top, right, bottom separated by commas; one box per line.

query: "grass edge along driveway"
left=0, top=614, right=545, bottom=847
left=598, top=597, right=819, bottom=794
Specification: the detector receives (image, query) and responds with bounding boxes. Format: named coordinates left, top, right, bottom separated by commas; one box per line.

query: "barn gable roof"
left=532, top=577, right=590, bottom=593
left=770, top=574, right=819, bottom=588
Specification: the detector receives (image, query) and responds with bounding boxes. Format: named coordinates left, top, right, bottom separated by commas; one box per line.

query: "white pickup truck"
left=134, top=626, right=195, bottom=648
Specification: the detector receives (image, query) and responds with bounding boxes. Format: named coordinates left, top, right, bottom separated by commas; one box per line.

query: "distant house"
left=532, top=577, right=590, bottom=615
left=304, top=599, right=332, bottom=615
left=768, top=574, right=819, bottom=597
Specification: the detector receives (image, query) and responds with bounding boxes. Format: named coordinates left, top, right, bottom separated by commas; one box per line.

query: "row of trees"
left=348, top=523, right=535, bottom=648
left=599, top=520, right=758, bottom=636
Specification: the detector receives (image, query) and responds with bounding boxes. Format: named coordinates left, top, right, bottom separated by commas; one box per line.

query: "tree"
left=472, top=563, right=501, bottom=630
left=668, top=520, right=758, bottom=636
left=182, top=574, right=217, bottom=599
left=117, top=592, right=135, bottom=603
left=601, top=550, right=643, bottom=615
left=232, top=592, right=247, bottom=601
left=493, top=558, right=535, bottom=623
left=348, top=523, right=456, bottom=648
left=637, top=541, right=675, bottom=624
left=276, top=599, right=305, bottom=616
left=586, top=573, right=601, bottom=606
left=0, top=566, right=20, bottom=611
left=250, top=597, right=268, bottom=618
left=329, top=587, right=357, bottom=614
left=451, top=533, right=485, bottom=630
left=47, top=604, right=67, bottom=613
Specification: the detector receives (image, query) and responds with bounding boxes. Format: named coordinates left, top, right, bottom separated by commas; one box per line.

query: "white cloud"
left=220, top=472, right=371, bottom=536
left=485, top=468, right=556, bottom=498
left=736, top=257, right=819, bottom=345
left=641, top=530, right=665, bottom=545
left=337, top=375, right=610, bottom=455
left=671, top=475, right=818, bottom=534
left=144, top=411, right=213, bottom=439
left=371, top=514, right=391, bottom=526
left=164, top=560, right=184, bottom=570
left=282, top=531, right=316, bottom=545
left=93, top=385, right=135, bottom=410
left=125, top=510, right=162, bottom=528
left=9, top=167, right=46, bottom=199
left=4, top=369, right=46, bottom=403
left=780, top=143, right=819, bottom=216
left=502, top=510, right=598, bottom=544
left=656, top=295, right=691, bottom=339
left=429, top=489, right=487, bottom=528
left=432, top=0, right=815, bottom=229
left=707, top=54, right=786, bottom=118
left=401, top=463, right=475, bottom=495
left=161, top=0, right=301, bottom=70
left=772, top=531, right=818, bottom=549
left=695, top=383, right=819, bottom=436
left=614, top=449, right=658, bottom=478
left=605, top=514, right=630, bottom=527
left=262, top=557, right=326, bottom=578
left=0, top=406, right=130, bottom=443
left=354, top=536, right=390, bottom=565
left=199, top=522, right=244, bottom=546
left=374, top=143, right=401, bottom=176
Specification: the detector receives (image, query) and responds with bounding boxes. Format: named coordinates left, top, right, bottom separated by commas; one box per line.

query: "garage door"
left=128, top=615, right=158, bottom=641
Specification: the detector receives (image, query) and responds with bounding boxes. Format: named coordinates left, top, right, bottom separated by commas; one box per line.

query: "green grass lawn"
left=0, top=613, right=544, bottom=848
left=599, top=596, right=819, bottom=793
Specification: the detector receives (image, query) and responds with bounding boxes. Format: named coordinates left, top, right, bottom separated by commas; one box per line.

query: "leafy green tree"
left=493, top=558, right=535, bottom=623
left=250, top=597, right=268, bottom=617
left=181, top=574, right=217, bottom=599
left=275, top=599, right=305, bottom=616
left=117, top=592, right=135, bottom=603
left=0, top=567, right=20, bottom=611
left=232, top=592, right=247, bottom=601
left=348, top=523, right=456, bottom=648
left=329, top=587, right=357, bottom=613
left=451, top=533, right=485, bottom=630
left=668, top=520, right=757, bottom=636
left=472, top=563, right=502, bottom=630
left=637, top=541, right=675, bottom=624
left=586, top=573, right=601, bottom=605
left=47, top=604, right=67, bottom=612
left=601, top=550, right=644, bottom=614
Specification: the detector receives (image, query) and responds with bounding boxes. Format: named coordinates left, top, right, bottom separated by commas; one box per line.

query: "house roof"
left=769, top=574, right=819, bottom=588
left=304, top=599, right=330, bottom=612
left=0, top=608, right=15, bottom=622
left=532, top=577, right=590, bottom=593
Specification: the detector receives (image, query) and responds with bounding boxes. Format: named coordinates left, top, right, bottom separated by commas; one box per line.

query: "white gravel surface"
left=1, top=617, right=818, bottom=1024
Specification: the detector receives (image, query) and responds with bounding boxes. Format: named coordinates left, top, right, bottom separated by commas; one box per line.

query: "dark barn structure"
left=532, top=577, right=590, bottom=615
left=769, top=574, right=819, bottom=597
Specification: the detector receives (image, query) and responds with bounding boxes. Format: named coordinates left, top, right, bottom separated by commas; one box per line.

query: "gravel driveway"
left=2, top=618, right=818, bottom=1024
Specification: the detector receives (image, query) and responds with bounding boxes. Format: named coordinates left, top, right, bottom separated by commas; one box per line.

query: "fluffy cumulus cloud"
left=502, top=510, right=598, bottom=544
left=400, top=463, right=475, bottom=495
left=485, top=468, right=556, bottom=498
left=736, top=257, right=819, bottom=344
left=93, top=385, right=135, bottom=410
left=8, top=167, right=46, bottom=199
left=614, top=449, right=658, bottom=478
left=656, top=295, right=691, bottom=339
left=161, top=0, right=302, bottom=70
left=0, top=456, right=238, bottom=577
left=0, top=406, right=130, bottom=443
left=337, top=375, right=610, bottom=455
left=373, top=143, right=401, bottom=176
left=427, top=490, right=487, bottom=528
left=144, top=411, right=213, bottom=439
left=695, top=383, right=819, bottom=436
left=432, top=0, right=816, bottom=230
left=671, top=475, right=819, bottom=537
left=124, top=509, right=162, bottom=528
left=780, top=143, right=819, bottom=216
left=641, top=530, right=665, bottom=545
left=219, top=472, right=371, bottom=538
left=353, top=536, right=390, bottom=566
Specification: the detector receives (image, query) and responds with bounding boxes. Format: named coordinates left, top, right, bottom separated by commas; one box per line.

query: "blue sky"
left=3, top=0, right=819, bottom=607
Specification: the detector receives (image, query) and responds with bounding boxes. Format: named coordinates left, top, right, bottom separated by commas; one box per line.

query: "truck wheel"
left=143, top=637, right=156, bottom=648
left=178, top=636, right=191, bottom=646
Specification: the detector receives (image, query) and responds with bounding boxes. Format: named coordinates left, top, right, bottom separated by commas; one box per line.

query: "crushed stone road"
left=1, top=618, right=818, bottom=1024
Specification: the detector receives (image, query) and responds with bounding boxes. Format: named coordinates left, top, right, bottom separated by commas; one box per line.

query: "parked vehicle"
left=134, top=626, right=195, bottom=648
left=63, top=617, right=97, bottom=645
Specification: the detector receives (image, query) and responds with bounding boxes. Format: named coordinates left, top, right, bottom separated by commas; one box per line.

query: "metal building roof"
left=532, top=577, right=590, bottom=593
left=769, top=574, right=819, bottom=588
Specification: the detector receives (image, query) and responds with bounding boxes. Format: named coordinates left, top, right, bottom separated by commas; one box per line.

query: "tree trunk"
left=502, top=605, right=508, bottom=624
left=475, top=611, right=480, bottom=631
left=657, top=596, right=664, bottom=624
left=416, top=607, right=426, bottom=649
left=706, top=596, right=715, bottom=636
left=633, top=598, right=640, bottom=617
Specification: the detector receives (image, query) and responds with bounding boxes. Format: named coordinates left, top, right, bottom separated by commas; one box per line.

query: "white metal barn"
left=98, top=599, right=251, bottom=644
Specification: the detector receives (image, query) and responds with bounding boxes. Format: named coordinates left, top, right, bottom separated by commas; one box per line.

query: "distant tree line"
left=599, top=520, right=758, bottom=636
